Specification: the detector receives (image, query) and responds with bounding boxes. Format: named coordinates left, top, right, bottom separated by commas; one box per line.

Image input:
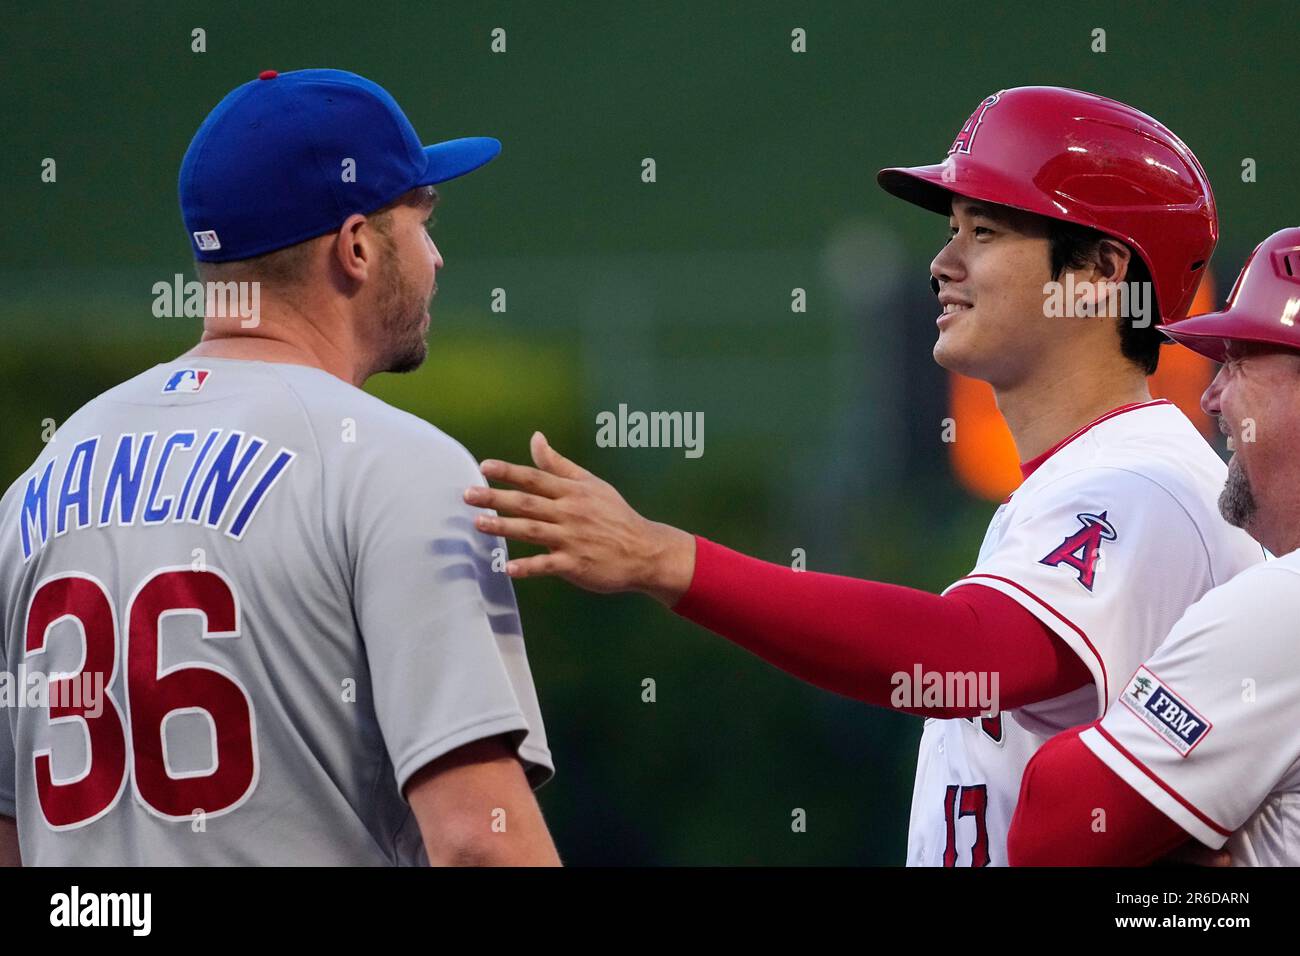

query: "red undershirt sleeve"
left=672, top=535, right=1092, bottom=718
left=1007, top=723, right=1190, bottom=866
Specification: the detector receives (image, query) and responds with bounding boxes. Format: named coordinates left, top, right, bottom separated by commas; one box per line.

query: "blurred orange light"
left=1149, top=275, right=1219, bottom=441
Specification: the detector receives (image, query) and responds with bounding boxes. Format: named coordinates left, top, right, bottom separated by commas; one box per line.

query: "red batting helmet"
left=1159, top=227, right=1300, bottom=363
left=877, top=86, right=1217, bottom=325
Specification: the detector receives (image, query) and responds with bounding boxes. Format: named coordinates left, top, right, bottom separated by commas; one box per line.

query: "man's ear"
left=1094, top=238, right=1132, bottom=284
left=333, top=213, right=379, bottom=283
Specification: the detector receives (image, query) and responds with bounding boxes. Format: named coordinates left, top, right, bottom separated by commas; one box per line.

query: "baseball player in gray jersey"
left=0, top=68, right=559, bottom=865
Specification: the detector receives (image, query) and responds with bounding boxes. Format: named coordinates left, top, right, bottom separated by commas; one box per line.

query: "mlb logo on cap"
left=192, top=230, right=221, bottom=252
left=163, top=368, right=211, bottom=394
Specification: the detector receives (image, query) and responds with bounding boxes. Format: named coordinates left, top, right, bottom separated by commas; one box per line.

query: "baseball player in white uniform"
left=460, top=88, right=1264, bottom=866
left=904, top=396, right=1263, bottom=865
left=0, top=68, right=558, bottom=865
left=1010, top=228, right=1300, bottom=866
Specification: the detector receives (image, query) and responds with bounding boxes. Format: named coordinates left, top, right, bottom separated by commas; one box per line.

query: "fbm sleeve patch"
left=1119, top=666, right=1212, bottom=757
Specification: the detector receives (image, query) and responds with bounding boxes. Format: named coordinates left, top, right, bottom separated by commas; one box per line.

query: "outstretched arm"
left=466, top=432, right=697, bottom=604
left=465, top=433, right=1090, bottom=716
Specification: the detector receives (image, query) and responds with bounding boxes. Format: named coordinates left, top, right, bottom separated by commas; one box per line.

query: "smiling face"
left=929, top=196, right=1067, bottom=388
left=1201, top=340, right=1300, bottom=552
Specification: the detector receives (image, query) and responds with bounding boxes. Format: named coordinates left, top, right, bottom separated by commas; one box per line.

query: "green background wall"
left=2, top=1, right=1290, bottom=863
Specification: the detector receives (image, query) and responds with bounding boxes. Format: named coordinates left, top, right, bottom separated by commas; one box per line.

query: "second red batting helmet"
left=877, top=86, right=1217, bottom=326
left=1159, top=227, right=1300, bottom=363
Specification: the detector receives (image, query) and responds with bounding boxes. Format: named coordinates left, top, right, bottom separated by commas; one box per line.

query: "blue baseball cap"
left=179, top=68, right=501, bottom=262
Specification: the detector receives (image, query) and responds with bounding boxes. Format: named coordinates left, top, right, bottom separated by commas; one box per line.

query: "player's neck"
left=186, top=303, right=370, bottom=387
left=994, top=361, right=1153, bottom=465
left=1249, top=501, right=1300, bottom=557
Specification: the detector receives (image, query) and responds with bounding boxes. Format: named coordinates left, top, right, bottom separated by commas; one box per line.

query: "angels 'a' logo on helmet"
left=1038, top=511, right=1117, bottom=592
left=948, top=92, right=1002, bottom=156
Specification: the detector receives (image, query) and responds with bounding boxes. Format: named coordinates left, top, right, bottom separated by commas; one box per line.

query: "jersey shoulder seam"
left=1020, top=464, right=1216, bottom=583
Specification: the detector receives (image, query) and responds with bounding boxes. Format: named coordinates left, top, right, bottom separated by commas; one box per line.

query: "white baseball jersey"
left=1082, top=548, right=1300, bottom=866
left=0, top=357, right=552, bottom=865
left=907, top=399, right=1264, bottom=866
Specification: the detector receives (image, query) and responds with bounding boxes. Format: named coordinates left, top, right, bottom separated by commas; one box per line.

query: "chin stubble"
left=376, top=244, right=430, bottom=375
left=1219, top=455, right=1258, bottom=530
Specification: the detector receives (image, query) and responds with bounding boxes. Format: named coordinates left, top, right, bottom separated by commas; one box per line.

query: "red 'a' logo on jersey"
left=948, top=92, right=1002, bottom=155
left=1038, top=512, right=1117, bottom=592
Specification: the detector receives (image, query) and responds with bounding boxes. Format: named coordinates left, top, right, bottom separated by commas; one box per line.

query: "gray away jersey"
left=0, top=358, right=552, bottom=865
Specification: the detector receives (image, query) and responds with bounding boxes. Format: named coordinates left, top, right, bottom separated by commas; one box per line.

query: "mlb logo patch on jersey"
left=162, top=368, right=210, bottom=394
left=1120, top=666, right=1211, bottom=756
